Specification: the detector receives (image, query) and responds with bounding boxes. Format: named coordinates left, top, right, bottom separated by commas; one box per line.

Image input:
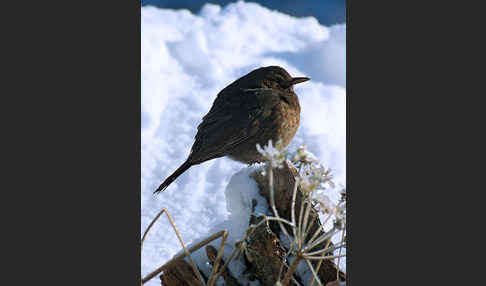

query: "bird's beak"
left=290, top=77, right=310, bottom=85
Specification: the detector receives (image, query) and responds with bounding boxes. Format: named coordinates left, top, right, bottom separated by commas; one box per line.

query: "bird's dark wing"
left=188, top=88, right=281, bottom=163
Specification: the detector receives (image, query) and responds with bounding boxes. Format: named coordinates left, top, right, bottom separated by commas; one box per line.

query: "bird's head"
left=256, top=66, right=310, bottom=90
left=222, top=66, right=310, bottom=94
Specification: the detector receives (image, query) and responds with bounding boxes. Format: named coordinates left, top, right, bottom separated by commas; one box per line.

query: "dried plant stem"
left=297, top=193, right=305, bottom=247
left=309, top=259, right=323, bottom=286
left=303, top=227, right=338, bottom=253
left=306, top=220, right=323, bottom=247
left=301, top=214, right=316, bottom=243
left=335, top=228, right=346, bottom=279
left=268, top=165, right=291, bottom=240
left=281, top=254, right=303, bottom=286
left=211, top=223, right=262, bottom=284
left=283, top=260, right=302, bottom=286
left=251, top=215, right=294, bottom=229
left=305, top=259, right=323, bottom=286
left=142, top=229, right=227, bottom=284
left=309, top=239, right=333, bottom=286
left=300, top=200, right=312, bottom=246
left=141, top=208, right=167, bottom=252
left=207, top=231, right=228, bottom=286
left=302, top=254, right=346, bottom=261
left=291, top=177, right=299, bottom=238
left=305, top=242, right=345, bottom=257
left=142, top=209, right=205, bottom=285
left=210, top=242, right=240, bottom=285
left=307, top=209, right=335, bottom=244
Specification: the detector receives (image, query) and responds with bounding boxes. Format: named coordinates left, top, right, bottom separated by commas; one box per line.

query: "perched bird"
left=154, top=66, right=310, bottom=194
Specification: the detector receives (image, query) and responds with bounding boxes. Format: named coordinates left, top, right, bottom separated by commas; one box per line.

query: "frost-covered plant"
left=256, top=139, right=287, bottom=168
left=256, top=141, right=347, bottom=286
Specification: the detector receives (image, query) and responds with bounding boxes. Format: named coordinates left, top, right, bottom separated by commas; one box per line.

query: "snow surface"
left=141, top=1, right=346, bottom=285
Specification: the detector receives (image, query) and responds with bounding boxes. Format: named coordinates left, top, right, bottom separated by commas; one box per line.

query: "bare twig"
left=251, top=214, right=295, bottom=229
left=301, top=201, right=312, bottom=247
left=205, top=245, right=241, bottom=286
left=268, top=165, right=291, bottom=240
left=303, top=227, right=338, bottom=253
left=302, top=254, right=346, bottom=261
left=309, top=239, right=333, bottom=286
left=210, top=242, right=240, bottom=285
left=207, top=231, right=228, bottom=286
left=141, top=208, right=167, bottom=252
left=281, top=254, right=303, bottom=286
left=305, top=259, right=323, bottom=286
left=142, top=229, right=227, bottom=284
left=291, top=177, right=299, bottom=239
left=335, top=228, right=346, bottom=280
left=309, top=259, right=323, bottom=286
left=297, top=192, right=305, bottom=247
left=301, top=213, right=316, bottom=244
left=305, top=242, right=346, bottom=257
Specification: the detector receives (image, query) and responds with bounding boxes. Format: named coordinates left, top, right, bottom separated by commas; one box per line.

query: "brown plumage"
left=155, top=66, right=310, bottom=194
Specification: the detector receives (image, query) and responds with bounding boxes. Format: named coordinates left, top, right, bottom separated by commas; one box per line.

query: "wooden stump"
left=159, top=160, right=345, bottom=285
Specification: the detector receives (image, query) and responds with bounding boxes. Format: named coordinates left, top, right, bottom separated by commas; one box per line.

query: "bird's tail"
left=154, top=161, right=192, bottom=194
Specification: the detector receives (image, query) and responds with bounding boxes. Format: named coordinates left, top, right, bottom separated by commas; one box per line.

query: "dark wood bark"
left=243, top=217, right=289, bottom=285
left=159, top=259, right=203, bottom=286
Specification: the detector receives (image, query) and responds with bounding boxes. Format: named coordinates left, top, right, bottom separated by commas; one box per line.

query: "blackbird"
left=155, top=66, right=310, bottom=194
